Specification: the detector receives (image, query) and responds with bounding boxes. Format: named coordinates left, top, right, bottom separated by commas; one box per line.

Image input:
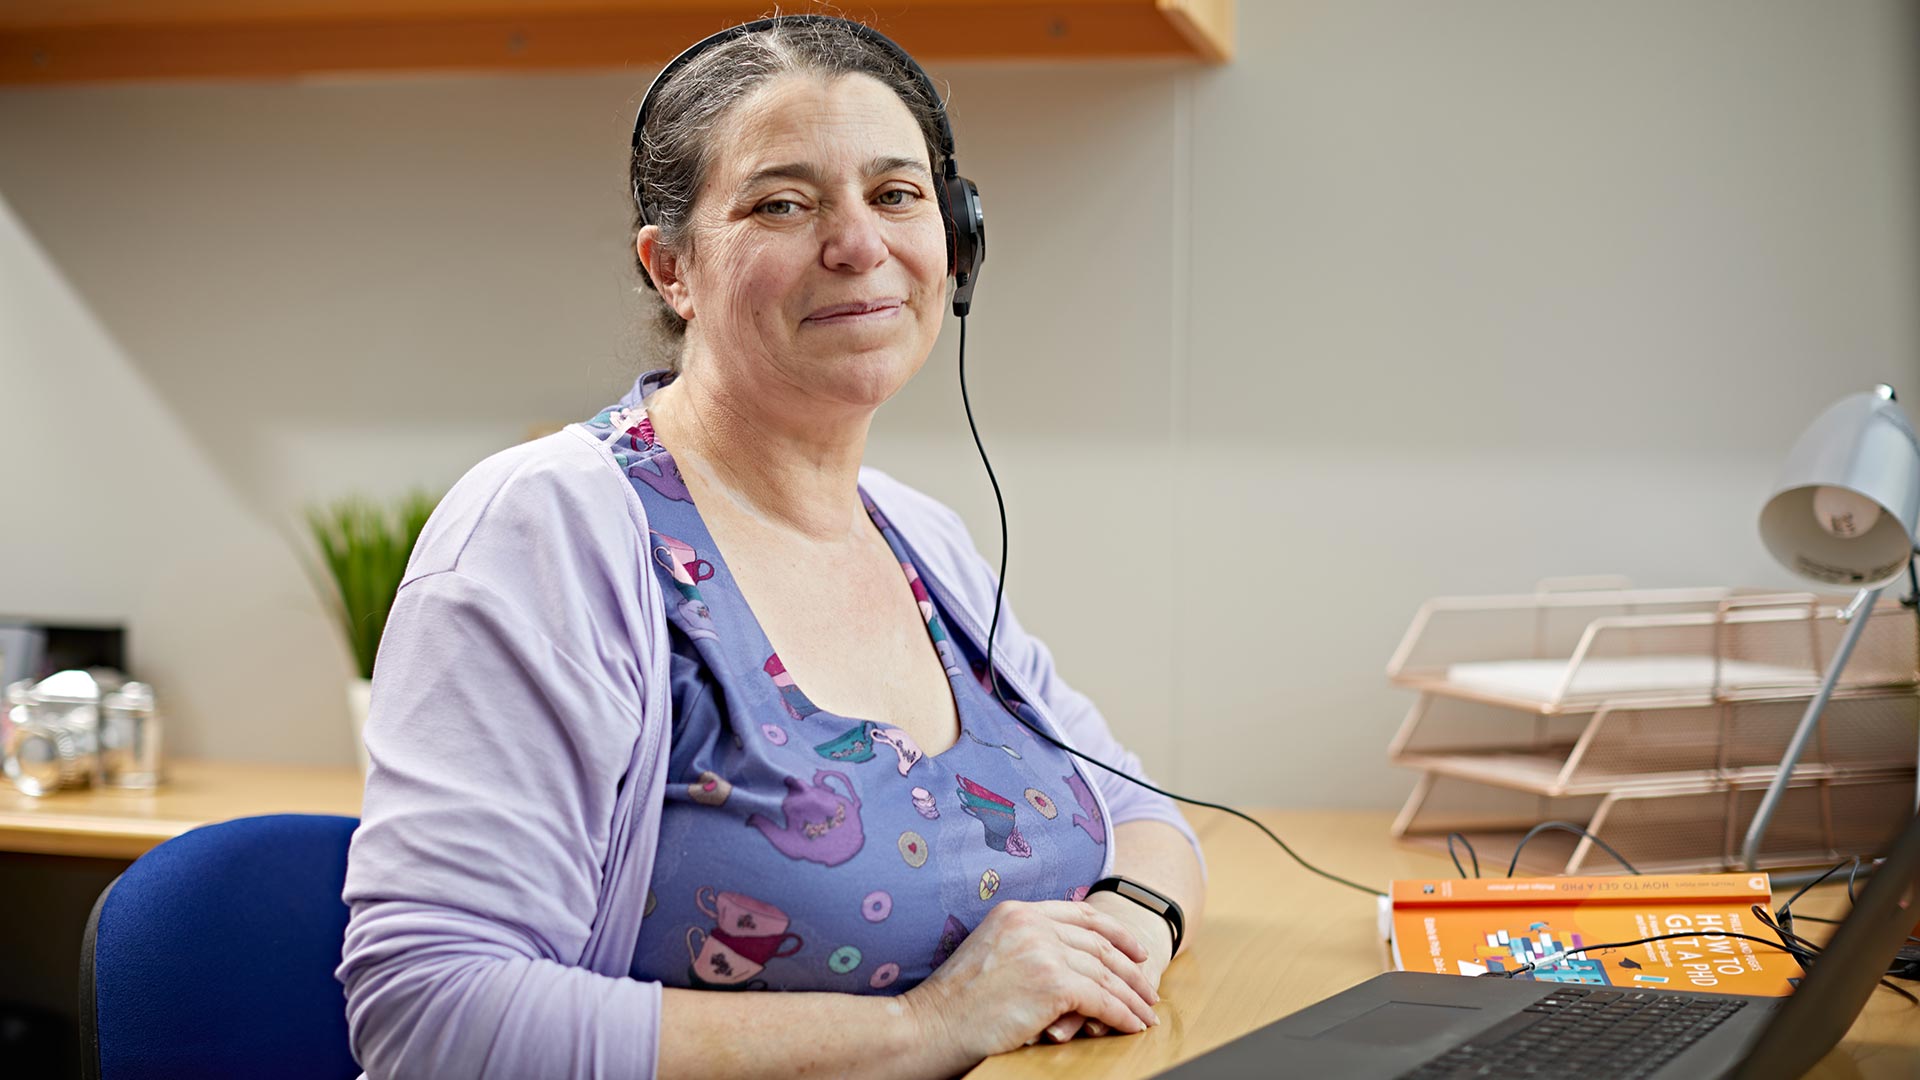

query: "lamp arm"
left=1740, top=584, right=1885, bottom=871
left=1912, top=549, right=1920, bottom=815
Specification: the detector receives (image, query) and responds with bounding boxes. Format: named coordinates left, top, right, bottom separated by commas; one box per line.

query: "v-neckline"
left=741, top=492, right=954, bottom=727
left=632, top=431, right=969, bottom=761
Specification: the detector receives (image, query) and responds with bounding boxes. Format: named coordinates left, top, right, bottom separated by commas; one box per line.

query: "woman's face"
left=648, top=72, right=949, bottom=414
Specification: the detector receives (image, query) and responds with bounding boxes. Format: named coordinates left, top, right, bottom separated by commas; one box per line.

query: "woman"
left=338, top=15, right=1205, bottom=1078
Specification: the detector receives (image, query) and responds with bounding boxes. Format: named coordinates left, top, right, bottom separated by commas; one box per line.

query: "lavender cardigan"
left=337, top=421, right=1203, bottom=1079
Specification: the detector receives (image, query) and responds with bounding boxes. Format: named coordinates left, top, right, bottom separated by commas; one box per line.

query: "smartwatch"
left=1086, top=875, right=1184, bottom=956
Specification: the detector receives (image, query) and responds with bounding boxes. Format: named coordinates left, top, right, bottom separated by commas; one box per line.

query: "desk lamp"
left=1746, top=384, right=1920, bottom=870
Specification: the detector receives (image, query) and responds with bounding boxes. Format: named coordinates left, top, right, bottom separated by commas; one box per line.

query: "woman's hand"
left=1047, top=890, right=1177, bottom=1041
left=902, top=899, right=1159, bottom=1071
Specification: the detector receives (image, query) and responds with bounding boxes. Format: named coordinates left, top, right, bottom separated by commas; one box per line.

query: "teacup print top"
left=582, top=372, right=1108, bottom=995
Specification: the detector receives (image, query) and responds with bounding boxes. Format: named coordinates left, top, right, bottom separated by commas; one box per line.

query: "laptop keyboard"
left=1399, top=986, right=1749, bottom=1079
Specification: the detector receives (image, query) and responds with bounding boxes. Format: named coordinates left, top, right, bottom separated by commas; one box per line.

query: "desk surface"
left=970, top=807, right=1920, bottom=1080
left=4, top=765, right=1911, bottom=1076
left=0, top=758, right=362, bottom=859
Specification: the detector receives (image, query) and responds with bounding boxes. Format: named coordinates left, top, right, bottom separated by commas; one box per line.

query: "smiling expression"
left=644, top=72, right=949, bottom=411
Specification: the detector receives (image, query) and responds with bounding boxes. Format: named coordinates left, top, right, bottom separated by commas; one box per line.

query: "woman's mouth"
left=803, top=299, right=904, bottom=325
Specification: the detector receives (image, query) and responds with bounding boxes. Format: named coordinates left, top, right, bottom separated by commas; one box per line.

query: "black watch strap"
left=1086, top=875, right=1183, bottom=956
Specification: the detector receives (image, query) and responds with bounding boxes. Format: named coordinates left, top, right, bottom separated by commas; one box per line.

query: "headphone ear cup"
left=942, top=174, right=986, bottom=318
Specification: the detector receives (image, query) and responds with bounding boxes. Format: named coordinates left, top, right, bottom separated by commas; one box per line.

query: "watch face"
left=1102, top=877, right=1170, bottom=913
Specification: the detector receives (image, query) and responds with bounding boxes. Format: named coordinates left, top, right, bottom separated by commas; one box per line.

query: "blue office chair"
left=80, top=813, right=363, bottom=1080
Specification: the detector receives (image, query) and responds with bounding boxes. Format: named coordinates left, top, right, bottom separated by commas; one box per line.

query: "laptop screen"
left=1732, top=811, right=1920, bottom=1080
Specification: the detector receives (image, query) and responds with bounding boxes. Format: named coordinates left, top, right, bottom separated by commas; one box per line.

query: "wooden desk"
left=4, top=772, right=1911, bottom=1076
left=0, top=758, right=363, bottom=859
left=971, top=809, right=1920, bottom=1080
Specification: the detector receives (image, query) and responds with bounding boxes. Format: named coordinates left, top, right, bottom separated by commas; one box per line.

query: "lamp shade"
left=1759, top=386, right=1920, bottom=587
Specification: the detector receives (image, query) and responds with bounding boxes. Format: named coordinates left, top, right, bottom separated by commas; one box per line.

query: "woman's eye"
left=876, top=189, right=917, bottom=207
left=757, top=199, right=798, bottom=217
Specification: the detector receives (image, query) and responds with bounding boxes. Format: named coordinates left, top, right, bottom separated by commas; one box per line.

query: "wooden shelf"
left=0, top=0, right=1233, bottom=84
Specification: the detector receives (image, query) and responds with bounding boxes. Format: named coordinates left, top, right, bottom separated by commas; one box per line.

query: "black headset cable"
left=955, top=314, right=1385, bottom=899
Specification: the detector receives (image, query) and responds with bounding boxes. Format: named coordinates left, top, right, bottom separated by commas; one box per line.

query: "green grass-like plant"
left=306, top=492, right=439, bottom=680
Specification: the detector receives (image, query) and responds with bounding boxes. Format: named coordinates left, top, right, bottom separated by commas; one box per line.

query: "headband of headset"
left=629, top=14, right=984, bottom=317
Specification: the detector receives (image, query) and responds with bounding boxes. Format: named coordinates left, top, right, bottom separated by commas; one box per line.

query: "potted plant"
left=305, top=492, right=438, bottom=774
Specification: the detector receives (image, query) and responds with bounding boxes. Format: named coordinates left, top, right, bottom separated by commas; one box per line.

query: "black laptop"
left=1157, top=813, right=1920, bottom=1079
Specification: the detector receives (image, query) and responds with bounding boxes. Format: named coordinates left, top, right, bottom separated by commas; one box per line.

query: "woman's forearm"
left=658, top=985, right=965, bottom=1080
left=1110, top=819, right=1206, bottom=956
left=655, top=824, right=1204, bottom=1078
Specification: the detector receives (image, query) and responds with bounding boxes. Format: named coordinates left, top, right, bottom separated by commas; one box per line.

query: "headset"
left=629, top=14, right=986, bottom=318
left=629, top=16, right=1384, bottom=902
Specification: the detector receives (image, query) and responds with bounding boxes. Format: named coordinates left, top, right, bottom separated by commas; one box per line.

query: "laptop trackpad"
left=1308, top=1000, right=1485, bottom=1046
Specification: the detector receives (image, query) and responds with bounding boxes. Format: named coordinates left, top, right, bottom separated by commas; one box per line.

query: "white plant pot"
left=347, top=677, right=373, bottom=776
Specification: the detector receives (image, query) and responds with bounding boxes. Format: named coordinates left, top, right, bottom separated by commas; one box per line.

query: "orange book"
left=1388, top=873, right=1804, bottom=996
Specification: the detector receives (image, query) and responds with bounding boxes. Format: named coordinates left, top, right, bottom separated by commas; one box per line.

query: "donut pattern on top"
left=584, top=372, right=1107, bottom=995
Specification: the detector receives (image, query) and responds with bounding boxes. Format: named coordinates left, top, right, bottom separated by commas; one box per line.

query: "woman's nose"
left=819, top=205, right=888, bottom=273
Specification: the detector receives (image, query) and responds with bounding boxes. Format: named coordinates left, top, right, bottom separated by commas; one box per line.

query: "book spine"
left=1393, top=878, right=1771, bottom=907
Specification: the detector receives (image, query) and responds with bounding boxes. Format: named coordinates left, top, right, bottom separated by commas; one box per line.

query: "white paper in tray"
left=1443, top=656, right=1811, bottom=702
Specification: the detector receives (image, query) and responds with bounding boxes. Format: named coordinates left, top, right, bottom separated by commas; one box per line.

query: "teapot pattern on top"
left=585, top=373, right=1107, bottom=996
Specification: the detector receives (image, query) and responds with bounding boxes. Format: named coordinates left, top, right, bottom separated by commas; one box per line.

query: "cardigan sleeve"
left=336, top=436, right=665, bottom=1079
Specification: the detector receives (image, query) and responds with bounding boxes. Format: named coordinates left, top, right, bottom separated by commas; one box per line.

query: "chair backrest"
left=80, top=813, right=362, bottom=1080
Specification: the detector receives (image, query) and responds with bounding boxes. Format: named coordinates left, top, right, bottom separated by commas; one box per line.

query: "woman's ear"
left=637, top=225, right=695, bottom=321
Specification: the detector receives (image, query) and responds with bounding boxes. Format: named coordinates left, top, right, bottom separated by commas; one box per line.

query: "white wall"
left=1, top=0, right=1913, bottom=806
left=0, top=195, right=352, bottom=763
